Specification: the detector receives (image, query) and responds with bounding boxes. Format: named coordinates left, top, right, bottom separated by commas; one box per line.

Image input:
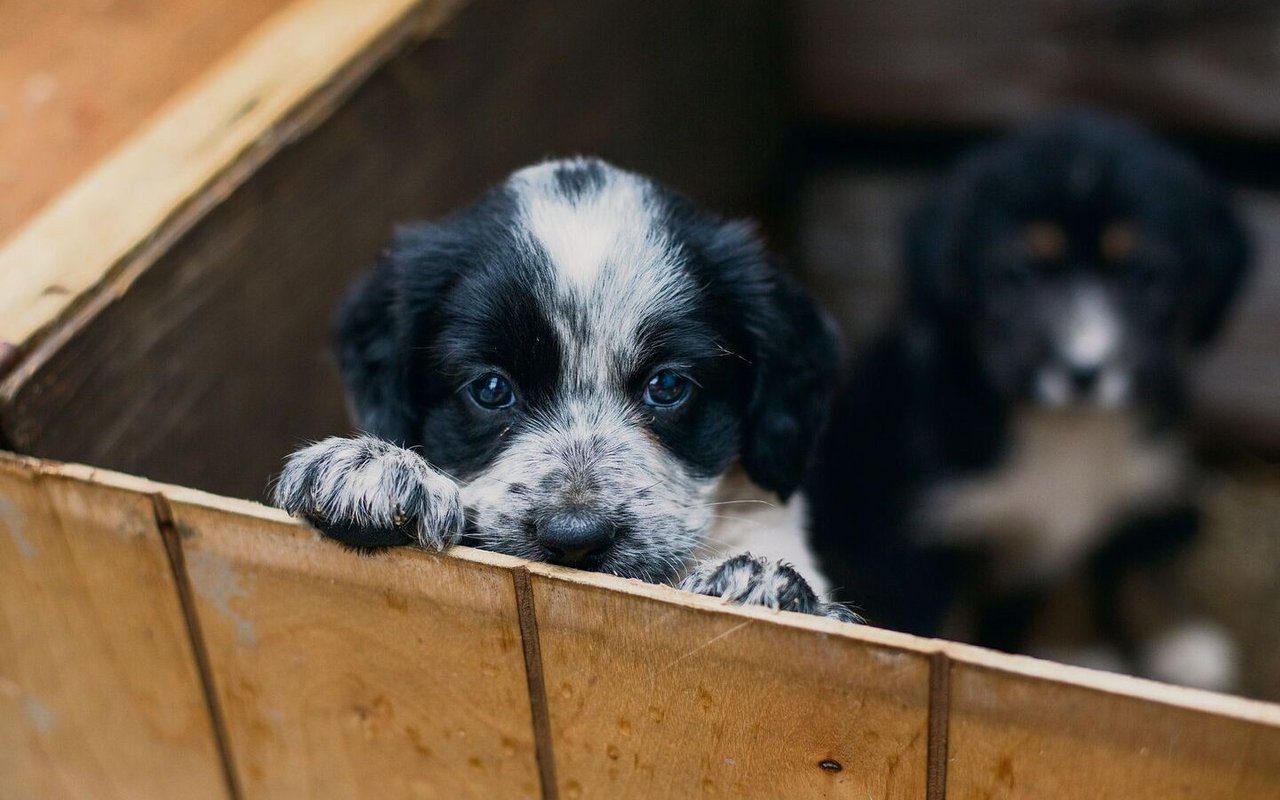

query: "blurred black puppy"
left=807, top=114, right=1250, bottom=688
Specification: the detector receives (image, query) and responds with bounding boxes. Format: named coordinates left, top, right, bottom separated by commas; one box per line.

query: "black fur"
left=338, top=173, right=838, bottom=503
left=807, top=114, right=1250, bottom=665
left=277, top=159, right=848, bottom=620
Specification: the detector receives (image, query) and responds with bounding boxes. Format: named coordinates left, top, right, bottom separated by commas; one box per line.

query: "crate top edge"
left=0, top=0, right=466, bottom=388
left=3, top=447, right=1279, bottom=731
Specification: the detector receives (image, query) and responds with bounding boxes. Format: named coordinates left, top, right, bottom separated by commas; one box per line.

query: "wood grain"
left=0, top=0, right=458, bottom=354
left=0, top=0, right=291, bottom=242
left=167, top=492, right=541, bottom=799
left=0, top=0, right=784, bottom=501
left=945, top=646, right=1280, bottom=799
left=3, top=454, right=1280, bottom=796
left=525, top=564, right=932, bottom=799
left=0, top=457, right=228, bottom=800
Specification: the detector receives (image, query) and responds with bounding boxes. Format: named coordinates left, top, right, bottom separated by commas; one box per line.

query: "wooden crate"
left=4, top=452, right=1279, bottom=798
left=1, top=1, right=1279, bottom=798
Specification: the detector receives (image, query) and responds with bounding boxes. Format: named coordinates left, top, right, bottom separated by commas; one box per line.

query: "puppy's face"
left=338, top=159, right=836, bottom=581
left=911, top=116, right=1249, bottom=409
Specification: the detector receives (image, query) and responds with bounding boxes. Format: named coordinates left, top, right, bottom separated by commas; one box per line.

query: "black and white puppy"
left=275, top=157, right=855, bottom=621
left=807, top=114, right=1250, bottom=688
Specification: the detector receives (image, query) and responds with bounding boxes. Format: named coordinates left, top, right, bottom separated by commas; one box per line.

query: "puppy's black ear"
left=335, top=224, right=458, bottom=446
left=1185, top=185, right=1251, bottom=348
left=903, top=190, right=959, bottom=319
left=740, top=269, right=842, bottom=500
left=335, top=255, right=416, bottom=445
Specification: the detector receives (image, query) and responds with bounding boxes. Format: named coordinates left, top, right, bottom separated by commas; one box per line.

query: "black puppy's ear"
left=335, top=254, right=416, bottom=445
left=740, top=269, right=842, bottom=500
left=336, top=224, right=458, bottom=446
left=1185, top=186, right=1251, bottom=348
left=903, top=190, right=959, bottom=318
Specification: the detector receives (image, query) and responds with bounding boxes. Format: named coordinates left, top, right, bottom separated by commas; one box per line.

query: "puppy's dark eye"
left=643, top=369, right=691, bottom=408
left=467, top=373, right=516, bottom=410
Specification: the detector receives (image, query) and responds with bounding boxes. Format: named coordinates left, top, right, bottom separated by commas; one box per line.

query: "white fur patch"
left=923, top=409, right=1187, bottom=585
left=1059, top=283, right=1121, bottom=369
left=511, top=159, right=694, bottom=387
left=273, top=436, right=465, bottom=549
left=512, top=160, right=672, bottom=290
left=1140, top=619, right=1240, bottom=692
left=693, top=469, right=832, bottom=597
left=459, top=392, right=720, bottom=583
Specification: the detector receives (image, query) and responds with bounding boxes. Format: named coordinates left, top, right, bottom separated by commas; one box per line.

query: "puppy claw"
left=679, top=554, right=862, bottom=623
left=273, top=435, right=464, bottom=550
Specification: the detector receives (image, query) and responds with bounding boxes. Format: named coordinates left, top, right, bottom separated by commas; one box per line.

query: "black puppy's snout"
left=1068, top=365, right=1101, bottom=392
left=536, top=510, right=617, bottom=566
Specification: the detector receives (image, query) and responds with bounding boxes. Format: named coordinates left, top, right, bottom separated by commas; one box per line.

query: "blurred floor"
left=0, top=0, right=291, bottom=242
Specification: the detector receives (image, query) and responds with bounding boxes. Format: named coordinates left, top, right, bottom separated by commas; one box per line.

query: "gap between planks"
left=151, top=492, right=245, bottom=800
left=927, top=650, right=952, bottom=800
left=512, top=566, right=561, bottom=800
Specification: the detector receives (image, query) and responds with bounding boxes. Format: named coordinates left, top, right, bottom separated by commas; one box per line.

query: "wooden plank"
left=945, top=645, right=1280, bottom=799
left=525, top=563, right=932, bottom=799
left=0, top=0, right=784, bottom=501
left=796, top=0, right=1280, bottom=140
left=5, top=453, right=1280, bottom=796
left=0, top=455, right=228, bottom=800
left=0, top=0, right=292, bottom=242
left=0, top=0, right=462, bottom=356
left=166, top=490, right=541, bottom=799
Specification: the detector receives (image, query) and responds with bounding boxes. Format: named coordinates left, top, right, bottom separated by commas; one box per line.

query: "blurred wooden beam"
left=796, top=0, right=1280, bottom=141
left=0, top=0, right=294, bottom=242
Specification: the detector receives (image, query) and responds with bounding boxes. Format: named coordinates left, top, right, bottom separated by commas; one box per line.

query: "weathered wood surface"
left=945, top=646, right=1280, bottom=799
left=796, top=0, right=1280, bottom=139
left=0, top=0, right=291, bottom=242
left=0, top=0, right=784, bottom=501
left=167, top=489, right=540, bottom=799
left=0, top=0, right=461, bottom=357
left=526, top=564, right=932, bottom=799
left=0, top=457, right=228, bottom=800
left=3, top=453, right=1280, bottom=797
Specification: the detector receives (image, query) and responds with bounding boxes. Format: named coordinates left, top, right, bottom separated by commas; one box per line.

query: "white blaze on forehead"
left=512, top=160, right=678, bottom=289
left=509, top=160, right=694, bottom=380
left=1059, top=283, right=1121, bottom=368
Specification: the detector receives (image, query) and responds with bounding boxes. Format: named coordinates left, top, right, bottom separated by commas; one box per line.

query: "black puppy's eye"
left=642, top=369, right=691, bottom=408
left=467, top=373, right=516, bottom=410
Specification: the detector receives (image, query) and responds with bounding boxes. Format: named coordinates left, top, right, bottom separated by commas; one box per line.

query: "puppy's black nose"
left=536, top=510, right=616, bottom=567
left=1068, top=366, right=1100, bottom=393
